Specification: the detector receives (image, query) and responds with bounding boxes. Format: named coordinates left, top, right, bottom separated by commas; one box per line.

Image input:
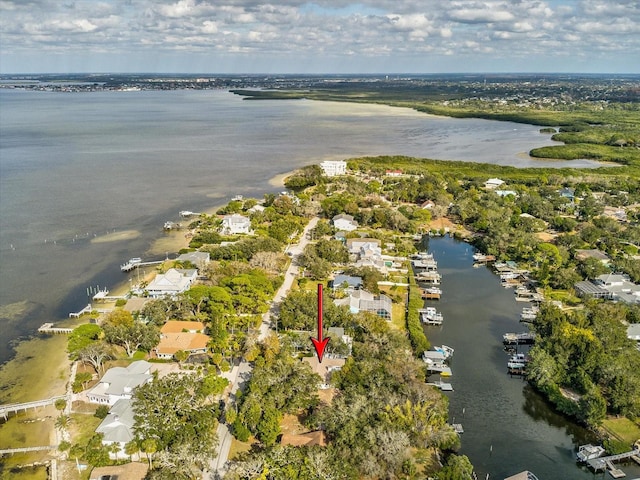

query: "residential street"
left=206, top=216, right=319, bottom=478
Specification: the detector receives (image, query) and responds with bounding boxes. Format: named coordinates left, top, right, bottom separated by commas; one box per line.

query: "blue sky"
left=0, top=0, right=638, bottom=74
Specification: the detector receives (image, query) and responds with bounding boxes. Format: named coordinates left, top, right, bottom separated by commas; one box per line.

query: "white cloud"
left=0, top=0, right=638, bottom=73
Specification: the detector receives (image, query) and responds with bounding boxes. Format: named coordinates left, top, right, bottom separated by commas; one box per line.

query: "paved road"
left=206, top=216, right=319, bottom=479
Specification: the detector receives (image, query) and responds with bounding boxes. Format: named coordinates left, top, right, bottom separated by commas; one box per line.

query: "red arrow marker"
left=310, top=283, right=330, bottom=362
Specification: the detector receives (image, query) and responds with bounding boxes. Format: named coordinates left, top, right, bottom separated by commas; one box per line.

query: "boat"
left=420, top=286, right=442, bottom=299
left=503, top=332, right=536, bottom=345
left=507, top=353, right=529, bottom=370
left=576, top=444, right=606, bottom=462
left=434, top=344, right=454, bottom=358
left=520, top=306, right=539, bottom=322
left=421, top=307, right=444, bottom=325
left=473, top=252, right=496, bottom=262
left=120, top=257, right=142, bottom=272
left=179, top=210, right=199, bottom=217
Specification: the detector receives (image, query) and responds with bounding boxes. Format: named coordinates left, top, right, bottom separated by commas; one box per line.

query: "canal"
left=422, top=235, right=640, bottom=480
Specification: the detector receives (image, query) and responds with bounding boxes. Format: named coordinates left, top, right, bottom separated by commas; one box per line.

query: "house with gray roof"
left=334, top=290, right=392, bottom=320
left=87, top=360, right=152, bottom=405
left=177, top=251, right=210, bottom=268
left=329, top=274, right=363, bottom=291
left=575, top=273, right=640, bottom=304
left=332, top=214, right=358, bottom=232
left=95, top=398, right=136, bottom=459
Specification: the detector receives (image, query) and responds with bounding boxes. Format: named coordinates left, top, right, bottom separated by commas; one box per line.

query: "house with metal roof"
left=87, top=361, right=152, bottom=405
left=95, top=398, right=136, bottom=459
left=146, top=268, right=197, bottom=298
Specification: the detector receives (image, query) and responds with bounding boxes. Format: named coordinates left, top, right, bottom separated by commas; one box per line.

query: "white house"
left=319, top=160, right=347, bottom=177
left=484, top=178, right=505, bottom=189
left=87, top=361, right=152, bottom=405
left=346, top=238, right=381, bottom=254
left=332, top=213, right=358, bottom=232
left=334, top=290, right=392, bottom=320
left=221, top=213, right=252, bottom=235
left=95, top=399, right=136, bottom=459
left=146, top=268, right=197, bottom=298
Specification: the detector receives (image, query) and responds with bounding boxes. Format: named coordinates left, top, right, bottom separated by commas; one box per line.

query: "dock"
left=452, top=423, right=464, bottom=434
left=69, top=303, right=92, bottom=318
left=92, top=289, right=127, bottom=301
left=120, top=258, right=164, bottom=272
left=427, top=381, right=453, bottom=391
left=426, top=364, right=452, bottom=376
left=38, top=323, right=73, bottom=335
left=0, top=395, right=68, bottom=421
left=415, top=271, right=441, bottom=284
left=420, top=287, right=442, bottom=300
left=587, top=448, right=640, bottom=473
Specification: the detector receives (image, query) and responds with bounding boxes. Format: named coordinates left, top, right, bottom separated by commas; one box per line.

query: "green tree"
left=436, top=455, right=474, bottom=480
left=103, top=321, right=159, bottom=357
left=68, top=323, right=102, bottom=359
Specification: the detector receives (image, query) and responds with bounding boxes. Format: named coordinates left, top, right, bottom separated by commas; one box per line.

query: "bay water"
left=0, top=88, right=622, bottom=477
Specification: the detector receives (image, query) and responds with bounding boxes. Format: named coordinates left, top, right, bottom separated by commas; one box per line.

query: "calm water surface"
left=0, top=89, right=634, bottom=478
left=423, top=236, right=640, bottom=480
left=0, top=88, right=599, bottom=365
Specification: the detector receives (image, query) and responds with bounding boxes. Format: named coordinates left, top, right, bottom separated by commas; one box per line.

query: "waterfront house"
left=146, top=268, right=197, bottom=298
left=319, top=160, right=347, bottom=177
left=220, top=213, right=252, bottom=235
left=332, top=213, right=358, bottom=232
left=87, top=360, right=152, bottom=405
left=594, top=273, right=640, bottom=304
left=95, top=398, right=136, bottom=459
left=334, top=290, right=392, bottom=320
left=155, top=321, right=210, bottom=360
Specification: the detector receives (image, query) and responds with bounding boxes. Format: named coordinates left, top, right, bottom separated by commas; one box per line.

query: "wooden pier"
left=120, top=258, right=164, bottom=272
left=587, top=448, right=640, bottom=473
left=0, top=445, right=58, bottom=456
left=0, top=395, right=68, bottom=421
left=38, top=323, right=73, bottom=335
left=69, top=303, right=92, bottom=318
left=92, top=289, right=127, bottom=301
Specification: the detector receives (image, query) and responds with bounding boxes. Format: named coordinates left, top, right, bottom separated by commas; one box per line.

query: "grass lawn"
left=391, top=302, right=407, bottom=332
left=601, top=417, right=640, bottom=446
left=69, top=413, right=103, bottom=447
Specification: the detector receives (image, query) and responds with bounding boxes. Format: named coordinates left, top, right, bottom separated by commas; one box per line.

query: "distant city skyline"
left=1, top=0, right=638, bottom=74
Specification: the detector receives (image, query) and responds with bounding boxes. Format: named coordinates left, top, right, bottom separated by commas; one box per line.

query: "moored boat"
left=576, top=444, right=605, bottom=462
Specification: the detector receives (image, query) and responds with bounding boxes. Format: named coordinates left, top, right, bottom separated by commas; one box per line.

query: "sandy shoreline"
left=0, top=167, right=299, bottom=463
